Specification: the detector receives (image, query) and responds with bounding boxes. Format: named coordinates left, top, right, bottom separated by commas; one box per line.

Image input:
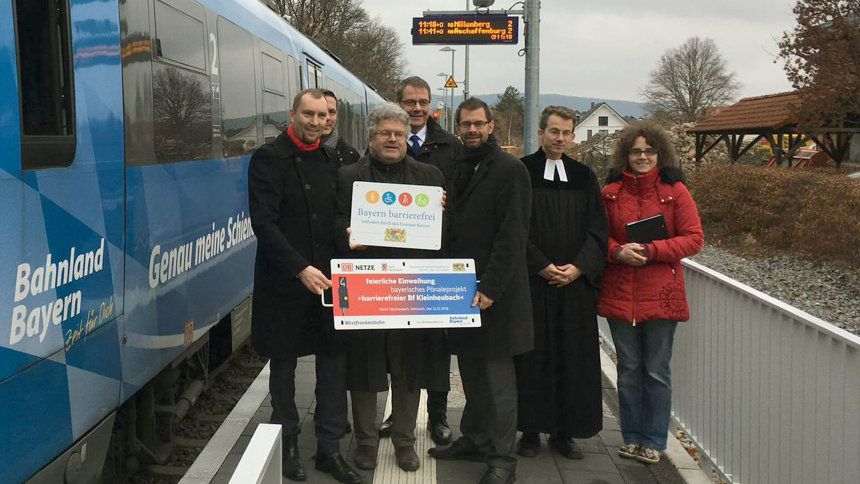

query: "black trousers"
left=270, top=353, right=347, bottom=455
left=458, top=355, right=518, bottom=469
left=427, top=390, right=448, bottom=418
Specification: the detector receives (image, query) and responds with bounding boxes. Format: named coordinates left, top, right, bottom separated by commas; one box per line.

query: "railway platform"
left=180, top=346, right=709, bottom=484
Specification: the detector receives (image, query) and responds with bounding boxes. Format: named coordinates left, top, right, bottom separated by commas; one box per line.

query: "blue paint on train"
left=0, top=0, right=384, bottom=481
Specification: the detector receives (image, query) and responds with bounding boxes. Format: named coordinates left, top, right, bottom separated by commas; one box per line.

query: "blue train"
left=0, top=0, right=384, bottom=482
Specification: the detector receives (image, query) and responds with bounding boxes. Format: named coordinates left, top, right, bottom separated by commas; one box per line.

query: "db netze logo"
left=341, top=263, right=354, bottom=272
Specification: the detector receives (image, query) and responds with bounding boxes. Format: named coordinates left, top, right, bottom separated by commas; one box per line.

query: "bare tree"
left=778, top=0, right=860, bottom=130
left=642, top=37, right=740, bottom=123
left=264, top=0, right=406, bottom=98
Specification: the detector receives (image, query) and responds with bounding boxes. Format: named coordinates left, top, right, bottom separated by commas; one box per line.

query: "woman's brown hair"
left=607, top=120, right=681, bottom=182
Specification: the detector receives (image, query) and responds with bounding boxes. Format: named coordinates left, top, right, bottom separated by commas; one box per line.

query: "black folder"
left=625, top=214, right=669, bottom=243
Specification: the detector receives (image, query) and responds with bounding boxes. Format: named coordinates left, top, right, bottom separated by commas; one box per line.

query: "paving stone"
left=553, top=451, right=617, bottom=473
left=435, top=459, right=485, bottom=481
left=618, top=464, right=661, bottom=484
left=559, top=469, right=627, bottom=484
left=209, top=473, right=231, bottom=484
left=599, top=429, right=625, bottom=447
left=217, top=452, right=242, bottom=474
left=577, top=435, right=608, bottom=454
left=602, top=416, right=621, bottom=431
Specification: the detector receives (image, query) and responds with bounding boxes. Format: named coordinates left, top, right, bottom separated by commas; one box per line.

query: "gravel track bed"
left=690, top=244, right=860, bottom=336
left=130, top=346, right=267, bottom=484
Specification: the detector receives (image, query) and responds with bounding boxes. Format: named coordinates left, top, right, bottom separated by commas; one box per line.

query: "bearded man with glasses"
left=429, top=97, right=533, bottom=484
left=334, top=102, right=450, bottom=473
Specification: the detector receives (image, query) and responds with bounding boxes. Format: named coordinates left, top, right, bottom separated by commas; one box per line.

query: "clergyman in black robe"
left=515, top=106, right=609, bottom=459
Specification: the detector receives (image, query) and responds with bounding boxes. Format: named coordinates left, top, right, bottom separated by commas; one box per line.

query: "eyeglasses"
left=458, top=120, right=488, bottom=129
left=374, top=130, right=406, bottom=140
left=400, top=99, right=430, bottom=108
left=545, top=128, right=574, bottom=138
left=630, top=147, right=658, bottom=156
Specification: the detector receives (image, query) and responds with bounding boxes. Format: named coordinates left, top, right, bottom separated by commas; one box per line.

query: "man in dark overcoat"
left=428, top=97, right=533, bottom=484
left=334, top=102, right=450, bottom=472
left=248, top=89, right=361, bottom=484
left=515, top=106, right=608, bottom=460
left=320, top=89, right=361, bottom=167
left=377, top=76, right=462, bottom=445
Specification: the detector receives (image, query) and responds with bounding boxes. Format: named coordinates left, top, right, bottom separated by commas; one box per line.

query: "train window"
left=151, top=63, right=212, bottom=163
left=218, top=18, right=257, bottom=157
left=262, top=53, right=284, bottom=94
left=286, top=55, right=301, bottom=100
left=154, top=0, right=206, bottom=71
left=14, top=0, right=76, bottom=170
left=263, top=92, right=288, bottom=143
left=262, top=47, right=287, bottom=143
left=307, top=61, right=322, bottom=89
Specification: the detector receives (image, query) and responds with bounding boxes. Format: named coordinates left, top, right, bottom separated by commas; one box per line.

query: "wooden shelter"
left=687, top=91, right=858, bottom=167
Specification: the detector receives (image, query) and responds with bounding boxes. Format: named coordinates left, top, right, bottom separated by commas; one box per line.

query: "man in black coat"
left=515, top=106, right=608, bottom=460
left=248, top=89, right=361, bottom=484
left=334, top=102, right=450, bottom=473
left=429, top=97, right=533, bottom=484
left=321, top=89, right=361, bottom=167
left=376, top=76, right=462, bottom=445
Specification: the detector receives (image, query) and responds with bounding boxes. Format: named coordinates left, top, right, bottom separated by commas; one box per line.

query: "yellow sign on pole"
left=444, top=75, right=458, bottom=89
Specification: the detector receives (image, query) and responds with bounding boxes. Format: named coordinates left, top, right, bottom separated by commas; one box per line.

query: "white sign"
left=331, top=258, right=480, bottom=330
left=349, top=181, right=443, bottom=250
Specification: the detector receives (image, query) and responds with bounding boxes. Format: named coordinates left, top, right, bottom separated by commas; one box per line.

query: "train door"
left=0, top=0, right=125, bottom=482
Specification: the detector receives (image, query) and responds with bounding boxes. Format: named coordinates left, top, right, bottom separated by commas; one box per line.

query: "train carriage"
left=0, top=0, right=384, bottom=482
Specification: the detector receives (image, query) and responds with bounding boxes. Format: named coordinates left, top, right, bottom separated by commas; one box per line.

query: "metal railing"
left=598, top=259, right=860, bottom=484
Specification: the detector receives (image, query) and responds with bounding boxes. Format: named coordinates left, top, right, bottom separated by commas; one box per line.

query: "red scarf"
left=287, top=125, right=320, bottom=151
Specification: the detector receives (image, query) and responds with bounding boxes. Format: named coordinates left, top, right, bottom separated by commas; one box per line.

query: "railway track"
left=129, top=345, right=268, bottom=484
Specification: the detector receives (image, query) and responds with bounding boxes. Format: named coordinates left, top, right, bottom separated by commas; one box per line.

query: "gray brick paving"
left=213, top=355, right=694, bottom=483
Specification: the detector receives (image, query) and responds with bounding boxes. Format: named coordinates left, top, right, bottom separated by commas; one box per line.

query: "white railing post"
left=229, top=423, right=282, bottom=484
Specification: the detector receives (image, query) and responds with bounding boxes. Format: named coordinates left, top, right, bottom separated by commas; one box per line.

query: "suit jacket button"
left=312, top=213, right=318, bottom=219
left=296, top=156, right=302, bottom=163
left=305, top=184, right=311, bottom=190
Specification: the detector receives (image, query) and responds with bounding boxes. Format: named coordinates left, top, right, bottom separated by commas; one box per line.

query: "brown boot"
left=394, top=446, right=420, bottom=471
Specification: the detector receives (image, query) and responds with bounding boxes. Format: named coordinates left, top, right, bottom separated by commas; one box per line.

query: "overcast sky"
left=358, top=0, right=798, bottom=102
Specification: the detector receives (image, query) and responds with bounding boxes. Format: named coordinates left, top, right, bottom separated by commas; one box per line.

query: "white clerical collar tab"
left=544, top=159, right=567, bottom=182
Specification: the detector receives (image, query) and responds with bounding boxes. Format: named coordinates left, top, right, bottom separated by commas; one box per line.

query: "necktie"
left=410, top=135, right=421, bottom=155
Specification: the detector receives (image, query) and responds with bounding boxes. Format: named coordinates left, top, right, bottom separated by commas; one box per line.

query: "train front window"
left=14, top=0, right=76, bottom=170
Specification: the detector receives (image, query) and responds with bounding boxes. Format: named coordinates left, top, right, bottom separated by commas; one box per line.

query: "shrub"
left=689, top=164, right=860, bottom=268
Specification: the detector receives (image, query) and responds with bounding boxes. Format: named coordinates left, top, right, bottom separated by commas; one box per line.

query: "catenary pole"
left=523, top=0, right=540, bottom=154
left=464, top=0, right=470, bottom=103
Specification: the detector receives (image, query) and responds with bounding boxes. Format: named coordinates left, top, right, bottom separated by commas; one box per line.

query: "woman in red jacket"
left=598, top=120, right=703, bottom=464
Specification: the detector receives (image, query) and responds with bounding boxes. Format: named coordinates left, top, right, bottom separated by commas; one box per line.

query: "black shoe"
left=427, top=415, right=452, bottom=445
left=378, top=414, right=393, bottom=438
left=515, top=432, right=540, bottom=458
left=428, top=436, right=486, bottom=462
left=315, top=453, right=363, bottom=484
left=282, top=435, right=307, bottom=481
left=478, top=465, right=516, bottom=484
left=548, top=435, right=584, bottom=460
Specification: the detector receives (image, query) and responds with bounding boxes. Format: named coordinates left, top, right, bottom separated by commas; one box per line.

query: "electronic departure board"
left=412, top=15, right=518, bottom=45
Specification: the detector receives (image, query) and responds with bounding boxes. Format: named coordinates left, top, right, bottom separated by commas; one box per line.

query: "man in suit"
left=320, top=89, right=361, bottom=167
left=428, top=97, right=533, bottom=484
left=376, top=76, right=462, bottom=445
left=248, top=89, right=361, bottom=484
